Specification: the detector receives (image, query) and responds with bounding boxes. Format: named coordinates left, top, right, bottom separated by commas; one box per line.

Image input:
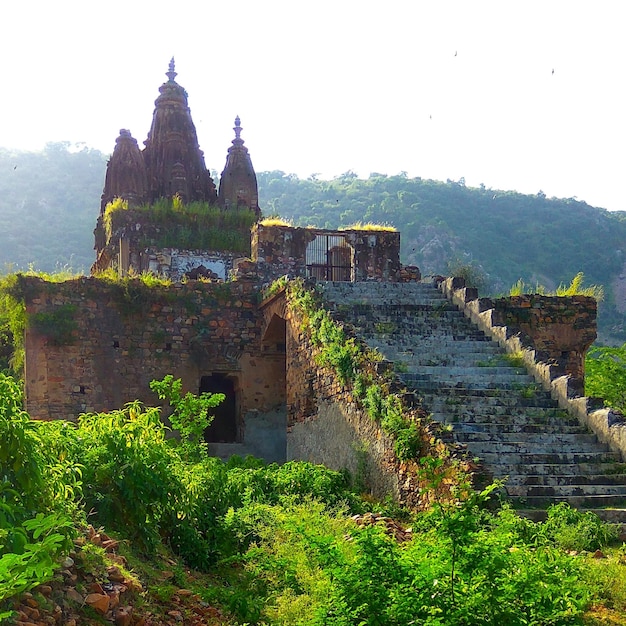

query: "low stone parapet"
left=440, top=276, right=626, bottom=461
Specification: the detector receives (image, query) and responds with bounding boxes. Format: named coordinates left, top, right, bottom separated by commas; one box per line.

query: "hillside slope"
left=1, top=146, right=624, bottom=341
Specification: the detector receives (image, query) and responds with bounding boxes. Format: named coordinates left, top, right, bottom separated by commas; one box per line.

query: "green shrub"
left=74, top=402, right=183, bottom=552
left=536, top=502, right=619, bottom=552
left=585, top=343, right=626, bottom=413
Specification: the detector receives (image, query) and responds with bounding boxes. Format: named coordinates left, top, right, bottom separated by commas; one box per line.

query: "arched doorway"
left=200, top=373, right=238, bottom=443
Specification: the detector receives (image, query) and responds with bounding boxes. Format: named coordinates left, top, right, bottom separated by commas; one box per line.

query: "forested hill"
left=2, top=145, right=625, bottom=341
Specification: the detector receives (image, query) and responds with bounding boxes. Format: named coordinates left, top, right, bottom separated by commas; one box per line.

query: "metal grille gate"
left=305, top=234, right=352, bottom=281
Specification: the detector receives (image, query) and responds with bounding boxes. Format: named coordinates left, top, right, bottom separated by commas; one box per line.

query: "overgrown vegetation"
left=510, top=271, right=605, bottom=301
left=103, top=196, right=257, bottom=253
left=2, top=372, right=626, bottom=623
left=285, top=278, right=428, bottom=464
left=586, top=343, right=626, bottom=414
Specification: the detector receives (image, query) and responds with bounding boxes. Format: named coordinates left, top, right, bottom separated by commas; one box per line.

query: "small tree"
left=150, top=375, right=224, bottom=451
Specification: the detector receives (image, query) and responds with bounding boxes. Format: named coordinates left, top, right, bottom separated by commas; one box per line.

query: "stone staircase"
left=319, top=281, right=626, bottom=518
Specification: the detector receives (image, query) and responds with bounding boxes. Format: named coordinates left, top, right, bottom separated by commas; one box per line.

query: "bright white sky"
left=1, top=1, right=624, bottom=211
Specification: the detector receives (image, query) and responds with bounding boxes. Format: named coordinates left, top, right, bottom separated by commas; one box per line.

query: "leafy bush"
left=535, top=502, right=619, bottom=552
left=150, top=374, right=224, bottom=455
left=226, top=497, right=590, bottom=626
left=586, top=343, right=626, bottom=413
left=74, top=402, right=183, bottom=552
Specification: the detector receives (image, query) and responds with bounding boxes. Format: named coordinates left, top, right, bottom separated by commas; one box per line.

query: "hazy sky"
left=2, top=1, right=624, bottom=210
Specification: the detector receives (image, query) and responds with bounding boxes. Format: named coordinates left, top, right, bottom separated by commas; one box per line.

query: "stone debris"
left=351, top=512, right=413, bottom=543
left=6, top=524, right=228, bottom=626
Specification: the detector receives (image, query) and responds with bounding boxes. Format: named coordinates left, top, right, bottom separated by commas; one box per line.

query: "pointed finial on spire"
left=166, top=57, right=177, bottom=82
left=234, top=116, right=242, bottom=141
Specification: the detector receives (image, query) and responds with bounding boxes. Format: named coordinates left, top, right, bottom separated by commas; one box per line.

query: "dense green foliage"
left=1, top=372, right=626, bottom=623
left=586, top=343, right=626, bottom=413
left=0, top=374, right=78, bottom=615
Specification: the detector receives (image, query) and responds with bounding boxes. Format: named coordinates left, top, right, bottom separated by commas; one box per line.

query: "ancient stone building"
left=21, top=62, right=622, bottom=515
left=94, top=59, right=260, bottom=276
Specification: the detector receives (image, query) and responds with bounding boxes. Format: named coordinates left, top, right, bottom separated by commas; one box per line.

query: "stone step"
left=505, top=473, right=626, bottom=487
left=455, top=431, right=599, bottom=446
left=420, top=390, right=555, bottom=406
left=448, top=421, right=586, bottom=434
left=436, top=416, right=581, bottom=432
left=516, top=508, right=626, bottom=524
left=406, top=365, right=528, bottom=376
left=409, top=380, right=540, bottom=391
left=465, top=438, right=609, bottom=455
left=509, top=494, right=626, bottom=509
left=490, top=462, right=625, bottom=477
left=479, top=451, right=621, bottom=465
left=403, top=373, right=535, bottom=386
left=505, top=484, right=626, bottom=497
left=376, top=353, right=512, bottom=367
left=367, top=341, right=502, bottom=355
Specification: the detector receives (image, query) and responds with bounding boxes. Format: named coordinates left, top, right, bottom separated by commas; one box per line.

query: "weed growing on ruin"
left=30, top=303, right=78, bottom=345
left=509, top=272, right=604, bottom=301
left=259, top=216, right=292, bottom=227
left=339, top=222, right=397, bottom=232
left=104, top=198, right=256, bottom=253
left=260, top=275, right=289, bottom=301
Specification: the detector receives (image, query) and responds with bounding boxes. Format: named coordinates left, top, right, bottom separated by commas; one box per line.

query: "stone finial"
left=166, top=57, right=177, bottom=82
left=233, top=116, right=243, bottom=143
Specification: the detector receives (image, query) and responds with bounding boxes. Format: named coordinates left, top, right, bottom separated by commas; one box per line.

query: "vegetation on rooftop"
left=103, top=196, right=257, bottom=253
left=509, top=272, right=605, bottom=301
left=339, top=221, right=397, bottom=232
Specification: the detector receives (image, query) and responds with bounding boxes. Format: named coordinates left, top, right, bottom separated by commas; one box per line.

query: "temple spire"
left=218, top=116, right=260, bottom=216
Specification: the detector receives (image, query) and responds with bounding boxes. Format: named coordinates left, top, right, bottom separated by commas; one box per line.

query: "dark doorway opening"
left=200, top=374, right=237, bottom=443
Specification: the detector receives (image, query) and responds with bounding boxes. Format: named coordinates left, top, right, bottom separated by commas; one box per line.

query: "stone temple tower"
left=142, top=59, right=218, bottom=205
left=218, top=116, right=260, bottom=217
left=99, top=58, right=219, bottom=213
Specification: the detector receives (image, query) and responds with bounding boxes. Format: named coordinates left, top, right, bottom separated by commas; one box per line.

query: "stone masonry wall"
left=260, top=286, right=468, bottom=509
left=23, top=277, right=285, bottom=433
left=252, top=224, right=401, bottom=284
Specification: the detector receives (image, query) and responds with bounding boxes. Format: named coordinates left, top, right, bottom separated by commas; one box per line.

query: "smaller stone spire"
left=166, top=57, right=177, bottom=82
left=218, top=116, right=260, bottom=216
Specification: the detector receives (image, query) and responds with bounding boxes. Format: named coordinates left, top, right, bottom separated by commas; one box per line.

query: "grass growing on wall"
left=103, top=197, right=257, bottom=253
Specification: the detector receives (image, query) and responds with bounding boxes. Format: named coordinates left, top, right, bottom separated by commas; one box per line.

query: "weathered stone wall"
left=259, top=288, right=464, bottom=508
left=252, top=224, right=401, bottom=284
left=23, top=276, right=286, bottom=459
left=440, top=277, right=596, bottom=393
left=92, top=209, right=252, bottom=277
